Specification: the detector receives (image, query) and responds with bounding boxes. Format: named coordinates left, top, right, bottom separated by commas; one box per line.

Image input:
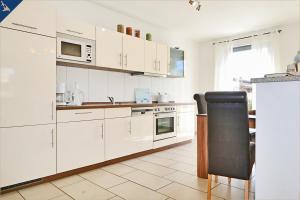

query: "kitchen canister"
left=134, top=29, right=141, bottom=38
left=126, top=27, right=133, bottom=36
left=117, top=24, right=124, bottom=33
left=146, top=33, right=152, bottom=41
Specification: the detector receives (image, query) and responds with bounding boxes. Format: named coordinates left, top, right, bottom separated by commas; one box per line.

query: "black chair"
left=193, top=93, right=207, bottom=114
left=205, top=91, right=255, bottom=200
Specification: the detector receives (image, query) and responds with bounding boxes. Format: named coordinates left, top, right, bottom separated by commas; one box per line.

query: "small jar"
left=134, top=29, right=141, bottom=38
left=126, top=27, right=133, bottom=36
left=117, top=24, right=124, bottom=33
left=146, top=33, right=152, bottom=41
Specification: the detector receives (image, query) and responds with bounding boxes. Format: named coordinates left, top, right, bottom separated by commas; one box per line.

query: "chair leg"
left=214, top=175, right=218, bottom=183
left=244, top=180, right=249, bottom=200
left=228, top=177, right=231, bottom=184
left=207, top=174, right=212, bottom=200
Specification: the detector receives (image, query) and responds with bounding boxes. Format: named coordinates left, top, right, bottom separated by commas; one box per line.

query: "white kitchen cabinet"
left=57, top=17, right=95, bottom=40
left=105, top=117, right=132, bottom=160
left=0, top=0, right=56, bottom=37
left=123, top=34, right=145, bottom=72
left=0, top=28, right=56, bottom=128
left=96, top=28, right=123, bottom=70
left=156, top=43, right=168, bottom=75
left=57, top=120, right=105, bottom=173
left=0, top=124, right=56, bottom=187
left=131, top=115, right=153, bottom=153
left=145, top=40, right=157, bottom=73
left=176, top=105, right=195, bottom=142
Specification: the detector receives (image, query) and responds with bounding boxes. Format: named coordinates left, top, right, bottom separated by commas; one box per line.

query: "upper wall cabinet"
left=0, top=0, right=56, bottom=37
left=96, top=28, right=123, bottom=70
left=145, top=41, right=168, bottom=75
left=123, top=34, right=145, bottom=72
left=156, top=43, right=168, bottom=75
left=57, top=17, right=95, bottom=40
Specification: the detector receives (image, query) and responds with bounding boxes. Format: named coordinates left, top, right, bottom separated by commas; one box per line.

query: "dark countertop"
left=57, top=102, right=195, bottom=110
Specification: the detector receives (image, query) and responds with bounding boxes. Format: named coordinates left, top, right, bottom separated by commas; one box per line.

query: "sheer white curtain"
left=214, top=32, right=281, bottom=91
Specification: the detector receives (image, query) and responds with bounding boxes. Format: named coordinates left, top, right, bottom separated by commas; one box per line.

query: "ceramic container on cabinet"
left=0, top=0, right=56, bottom=37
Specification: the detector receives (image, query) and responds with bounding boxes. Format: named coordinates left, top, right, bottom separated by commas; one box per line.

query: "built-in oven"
left=153, top=106, right=176, bottom=141
left=57, top=32, right=95, bottom=65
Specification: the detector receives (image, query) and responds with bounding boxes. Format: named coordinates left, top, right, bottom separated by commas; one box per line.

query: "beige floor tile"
left=217, top=176, right=255, bottom=192
left=109, top=196, right=124, bottom=200
left=52, top=175, right=84, bottom=188
left=102, top=163, right=136, bottom=176
left=60, top=180, right=115, bottom=200
left=122, top=170, right=172, bottom=190
left=19, top=183, right=64, bottom=200
left=109, top=182, right=167, bottom=200
left=170, top=155, right=197, bottom=166
left=152, top=151, right=178, bottom=160
left=0, top=192, right=24, bottom=200
left=212, top=184, right=254, bottom=200
left=121, top=158, right=144, bottom=167
left=138, top=155, right=177, bottom=167
left=167, top=162, right=197, bottom=175
left=158, top=182, right=223, bottom=200
left=49, top=195, right=73, bottom=200
left=80, top=169, right=127, bottom=189
left=164, top=171, right=219, bottom=192
left=133, top=161, right=176, bottom=177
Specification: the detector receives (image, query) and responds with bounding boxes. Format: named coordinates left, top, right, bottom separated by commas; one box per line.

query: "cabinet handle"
left=12, top=23, right=37, bottom=30
left=154, top=60, right=157, bottom=71
left=101, top=124, right=104, bottom=139
left=66, top=29, right=83, bottom=35
left=125, top=54, right=128, bottom=67
left=129, top=121, right=131, bottom=134
left=75, top=112, right=92, bottom=115
left=158, top=61, right=161, bottom=71
left=51, top=129, right=54, bottom=148
left=51, top=101, right=54, bottom=121
left=119, top=53, right=122, bottom=67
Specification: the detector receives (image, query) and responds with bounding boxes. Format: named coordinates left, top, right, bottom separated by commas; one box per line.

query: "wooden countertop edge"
left=56, top=102, right=195, bottom=110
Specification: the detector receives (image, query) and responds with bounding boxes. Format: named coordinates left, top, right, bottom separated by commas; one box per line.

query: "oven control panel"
left=154, top=106, right=176, bottom=113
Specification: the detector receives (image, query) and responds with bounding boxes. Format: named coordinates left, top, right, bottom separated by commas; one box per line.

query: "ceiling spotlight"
left=196, top=4, right=201, bottom=11
left=188, top=0, right=202, bottom=11
left=189, top=0, right=197, bottom=7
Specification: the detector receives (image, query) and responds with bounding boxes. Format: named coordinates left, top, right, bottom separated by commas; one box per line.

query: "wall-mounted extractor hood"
left=131, top=72, right=167, bottom=78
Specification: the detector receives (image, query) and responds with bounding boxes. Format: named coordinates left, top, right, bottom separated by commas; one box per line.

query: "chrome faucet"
left=107, top=96, right=115, bottom=104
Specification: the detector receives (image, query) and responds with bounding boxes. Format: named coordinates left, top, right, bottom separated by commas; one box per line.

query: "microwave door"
left=57, top=38, right=86, bottom=62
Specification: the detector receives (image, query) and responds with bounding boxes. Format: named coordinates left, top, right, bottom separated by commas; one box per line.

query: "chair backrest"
left=193, top=93, right=207, bottom=114
left=205, top=91, right=250, bottom=180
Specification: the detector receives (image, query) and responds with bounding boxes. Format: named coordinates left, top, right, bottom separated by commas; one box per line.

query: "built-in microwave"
left=57, top=33, right=95, bottom=65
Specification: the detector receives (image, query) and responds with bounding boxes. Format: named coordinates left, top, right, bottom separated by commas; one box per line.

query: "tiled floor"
left=0, top=140, right=255, bottom=200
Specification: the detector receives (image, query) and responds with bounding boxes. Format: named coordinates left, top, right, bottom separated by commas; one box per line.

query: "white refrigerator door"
left=0, top=28, right=56, bottom=127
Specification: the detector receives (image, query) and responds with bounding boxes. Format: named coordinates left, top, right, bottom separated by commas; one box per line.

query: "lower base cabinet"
left=57, top=120, right=105, bottom=173
left=177, top=110, right=195, bottom=142
left=0, top=124, right=56, bottom=188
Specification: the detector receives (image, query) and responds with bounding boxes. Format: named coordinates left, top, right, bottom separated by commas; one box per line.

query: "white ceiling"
left=93, top=0, right=300, bottom=42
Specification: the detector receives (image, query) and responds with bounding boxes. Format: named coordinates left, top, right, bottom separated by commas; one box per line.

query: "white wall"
left=197, top=22, right=300, bottom=91
left=53, top=0, right=201, bottom=103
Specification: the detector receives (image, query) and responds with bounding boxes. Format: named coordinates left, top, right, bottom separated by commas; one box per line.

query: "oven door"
left=57, top=37, right=86, bottom=62
left=154, top=112, right=176, bottom=141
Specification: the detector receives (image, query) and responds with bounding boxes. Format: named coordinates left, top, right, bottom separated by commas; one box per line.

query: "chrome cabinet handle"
left=101, top=123, right=104, bottom=139
left=75, top=112, right=92, bottom=115
left=125, top=54, right=128, bottom=67
left=51, top=129, right=54, bottom=148
left=154, top=60, right=157, bottom=71
left=158, top=60, right=161, bottom=71
left=12, top=23, right=37, bottom=30
left=66, top=29, right=83, bottom=35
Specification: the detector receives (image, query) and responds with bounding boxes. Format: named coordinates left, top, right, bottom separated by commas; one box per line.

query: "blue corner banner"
left=0, top=0, right=23, bottom=23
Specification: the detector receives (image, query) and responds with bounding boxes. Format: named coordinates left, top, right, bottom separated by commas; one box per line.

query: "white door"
left=0, top=0, right=56, bottom=37
left=123, top=35, right=145, bottom=72
left=156, top=43, right=168, bottom=75
left=96, top=28, right=123, bottom=69
left=0, top=28, right=56, bottom=127
left=105, top=117, right=132, bottom=160
left=0, top=124, right=56, bottom=187
left=131, top=115, right=154, bottom=153
left=177, top=112, right=195, bottom=142
left=57, top=120, right=105, bottom=173
left=145, top=41, right=157, bottom=73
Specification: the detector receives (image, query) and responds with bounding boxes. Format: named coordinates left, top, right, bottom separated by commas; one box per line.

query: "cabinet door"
left=0, top=0, right=56, bottom=37
left=123, top=35, right=145, bottom=72
left=57, top=17, right=95, bottom=40
left=57, top=120, right=104, bottom=173
left=145, top=41, right=157, bottom=73
left=105, top=117, right=132, bottom=160
left=177, top=112, right=195, bottom=142
left=0, top=28, right=56, bottom=127
left=131, top=115, right=153, bottom=153
left=96, top=28, right=123, bottom=69
left=0, top=125, right=56, bottom=187
left=156, top=43, right=168, bottom=75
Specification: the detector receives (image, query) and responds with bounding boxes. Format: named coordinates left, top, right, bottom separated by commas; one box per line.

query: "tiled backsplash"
left=57, top=66, right=180, bottom=102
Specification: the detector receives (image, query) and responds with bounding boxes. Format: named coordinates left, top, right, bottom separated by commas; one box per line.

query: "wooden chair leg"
left=207, top=174, right=212, bottom=200
left=228, top=177, right=231, bottom=184
left=214, top=175, right=218, bottom=183
left=244, top=180, right=249, bottom=200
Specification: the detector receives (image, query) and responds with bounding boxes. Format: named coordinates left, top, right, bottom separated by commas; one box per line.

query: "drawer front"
left=176, top=105, right=195, bottom=113
left=105, top=108, right=131, bottom=119
left=57, top=109, right=104, bottom=122
left=57, top=17, right=95, bottom=40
